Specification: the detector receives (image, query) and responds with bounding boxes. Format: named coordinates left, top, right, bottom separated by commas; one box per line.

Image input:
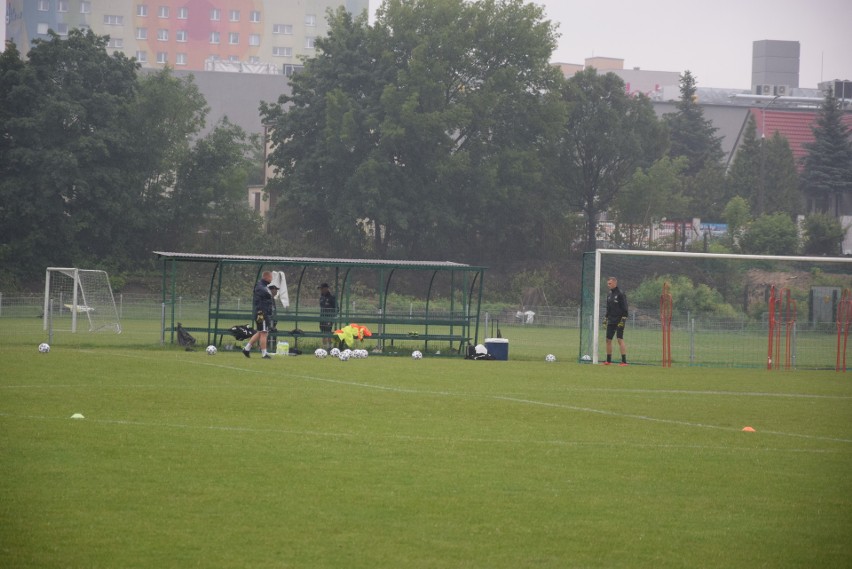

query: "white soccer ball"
left=342, top=349, right=352, bottom=359
left=38, top=343, right=50, bottom=353
left=330, top=348, right=341, bottom=357
left=411, top=350, right=423, bottom=359
left=581, top=354, right=591, bottom=362
left=314, top=348, right=328, bottom=359
left=359, top=349, right=369, bottom=359
left=545, top=354, right=556, bottom=362
left=338, top=351, right=350, bottom=361
left=206, top=345, right=217, bottom=355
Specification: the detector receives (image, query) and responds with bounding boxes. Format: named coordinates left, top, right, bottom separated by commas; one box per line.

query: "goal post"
left=580, top=250, right=852, bottom=369
left=43, top=268, right=122, bottom=333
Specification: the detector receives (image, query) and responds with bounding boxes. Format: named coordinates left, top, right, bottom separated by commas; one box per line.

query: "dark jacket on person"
left=253, top=279, right=275, bottom=319
left=605, top=286, right=628, bottom=324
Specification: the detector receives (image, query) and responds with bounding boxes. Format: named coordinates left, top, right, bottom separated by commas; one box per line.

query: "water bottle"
left=277, top=340, right=289, bottom=356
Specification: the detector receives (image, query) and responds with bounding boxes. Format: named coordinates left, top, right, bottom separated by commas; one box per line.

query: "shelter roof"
left=751, top=108, right=852, bottom=167
left=153, top=251, right=486, bottom=270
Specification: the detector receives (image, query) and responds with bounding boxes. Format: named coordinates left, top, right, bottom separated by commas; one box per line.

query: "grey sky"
left=365, top=0, right=852, bottom=90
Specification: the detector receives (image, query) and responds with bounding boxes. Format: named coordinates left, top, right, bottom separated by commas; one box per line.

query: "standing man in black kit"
left=603, top=276, right=628, bottom=366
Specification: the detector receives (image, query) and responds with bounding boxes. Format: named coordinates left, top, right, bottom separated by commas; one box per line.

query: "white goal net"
left=43, top=268, right=122, bottom=333
left=580, top=250, right=852, bottom=370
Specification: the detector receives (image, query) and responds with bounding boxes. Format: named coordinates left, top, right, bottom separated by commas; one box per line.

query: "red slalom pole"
left=767, top=285, right=776, bottom=370
left=660, top=282, right=673, bottom=367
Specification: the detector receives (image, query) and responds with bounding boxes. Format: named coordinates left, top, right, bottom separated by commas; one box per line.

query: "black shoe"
left=242, top=349, right=250, bottom=358
left=262, top=354, right=272, bottom=359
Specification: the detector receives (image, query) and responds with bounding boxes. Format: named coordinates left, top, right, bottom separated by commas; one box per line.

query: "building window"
left=136, top=51, right=148, bottom=63
left=272, top=46, right=292, bottom=57
left=137, top=4, right=147, bottom=17
left=210, top=31, right=220, bottom=44
left=158, top=6, right=169, bottom=18
left=210, top=9, right=220, bottom=21
left=58, top=1, right=69, bottom=13
left=176, top=30, right=187, bottom=42
left=250, top=11, right=261, bottom=23
left=156, top=52, right=167, bottom=64
left=56, top=23, right=69, bottom=35
left=304, top=37, right=315, bottom=49
left=37, top=22, right=49, bottom=34
left=136, top=27, right=147, bottom=39
left=178, top=7, right=188, bottom=19
left=248, top=56, right=260, bottom=64
left=104, top=15, right=124, bottom=25
left=228, top=55, right=239, bottom=62
left=37, top=1, right=49, bottom=12
left=305, top=14, right=316, bottom=27
left=272, top=24, right=292, bottom=35
left=176, top=53, right=187, bottom=65
left=229, top=10, right=240, bottom=22
left=249, top=34, right=260, bottom=46
left=229, top=32, right=239, bottom=45
left=80, top=1, right=91, bottom=14
left=157, top=29, right=168, bottom=41
left=107, top=38, right=124, bottom=49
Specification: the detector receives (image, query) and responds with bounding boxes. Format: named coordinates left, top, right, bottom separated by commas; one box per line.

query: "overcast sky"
left=368, top=0, right=852, bottom=90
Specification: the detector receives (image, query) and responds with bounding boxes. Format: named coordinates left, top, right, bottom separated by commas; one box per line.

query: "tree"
left=664, top=71, right=724, bottom=177
left=261, top=0, right=564, bottom=263
left=727, top=114, right=761, bottom=208
left=801, top=213, right=844, bottom=256
left=0, top=30, right=140, bottom=276
left=663, top=71, right=726, bottom=218
left=613, top=156, right=688, bottom=249
left=800, top=88, right=852, bottom=217
left=721, top=196, right=751, bottom=252
left=739, top=212, right=799, bottom=255
left=762, top=131, right=800, bottom=217
left=554, top=68, right=668, bottom=251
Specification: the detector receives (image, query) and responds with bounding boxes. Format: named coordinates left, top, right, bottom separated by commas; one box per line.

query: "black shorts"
left=606, top=320, right=625, bottom=340
left=255, top=311, right=272, bottom=333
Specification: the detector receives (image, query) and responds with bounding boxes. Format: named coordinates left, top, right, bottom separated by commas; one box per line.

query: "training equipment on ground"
left=315, top=348, right=328, bottom=358
left=330, top=348, right=341, bottom=357
left=545, top=354, right=556, bottom=362
left=581, top=354, right=591, bottom=362
left=43, top=268, right=121, bottom=334
left=412, top=350, right=423, bottom=359
left=338, top=351, right=350, bottom=361
left=206, top=345, right=217, bottom=355
left=38, top=342, right=50, bottom=353
left=581, top=249, right=852, bottom=369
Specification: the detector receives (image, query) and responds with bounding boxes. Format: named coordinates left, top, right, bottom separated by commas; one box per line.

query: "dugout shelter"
left=155, top=252, right=486, bottom=355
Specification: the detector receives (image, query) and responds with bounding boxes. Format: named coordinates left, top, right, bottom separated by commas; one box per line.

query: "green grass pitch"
left=2, top=344, right=851, bottom=568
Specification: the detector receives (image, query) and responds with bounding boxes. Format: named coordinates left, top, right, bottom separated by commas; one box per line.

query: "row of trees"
left=262, top=0, right=851, bottom=265
left=2, top=0, right=850, bottom=292
left=0, top=29, right=268, bottom=287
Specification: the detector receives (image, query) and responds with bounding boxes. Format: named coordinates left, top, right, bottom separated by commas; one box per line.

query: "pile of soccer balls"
left=314, top=347, right=370, bottom=360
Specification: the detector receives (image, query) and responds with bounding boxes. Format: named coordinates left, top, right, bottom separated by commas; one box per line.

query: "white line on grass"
left=0, top=412, right=846, bottom=454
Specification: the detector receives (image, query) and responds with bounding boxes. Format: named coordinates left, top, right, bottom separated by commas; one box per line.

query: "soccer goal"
left=43, top=268, right=122, bottom=333
left=579, top=250, right=852, bottom=369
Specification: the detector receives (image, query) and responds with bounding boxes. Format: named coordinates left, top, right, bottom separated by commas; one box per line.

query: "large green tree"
left=800, top=88, right=852, bottom=217
left=554, top=68, right=668, bottom=251
left=664, top=71, right=726, bottom=218
left=260, top=0, right=564, bottom=262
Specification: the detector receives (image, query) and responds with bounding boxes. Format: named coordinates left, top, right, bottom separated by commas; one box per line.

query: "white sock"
left=261, top=349, right=268, bottom=356
left=244, top=343, right=252, bottom=351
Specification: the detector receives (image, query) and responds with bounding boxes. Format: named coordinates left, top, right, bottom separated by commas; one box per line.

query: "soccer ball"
left=358, top=349, right=369, bottom=359
left=330, top=348, right=341, bottom=357
left=38, top=343, right=50, bottom=353
left=206, top=345, right=217, bottom=355
left=545, top=354, right=556, bottom=362
left=342, top=349, right=352, bottom=359
left=314, top=348, right=328, bottom=359
left=581, top=354, right=592, bottom=362
left=338, top=351, right=350, bottom=361
left=411, top=350, right=423, bottom=359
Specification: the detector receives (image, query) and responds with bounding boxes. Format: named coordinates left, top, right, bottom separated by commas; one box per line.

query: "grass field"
left=2, top=342, right=851, bottom=568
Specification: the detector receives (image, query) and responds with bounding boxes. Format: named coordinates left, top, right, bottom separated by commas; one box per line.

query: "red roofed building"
left=750, top=108, right=852, bottom=169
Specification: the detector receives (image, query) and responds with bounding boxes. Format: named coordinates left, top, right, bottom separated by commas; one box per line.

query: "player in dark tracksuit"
left=603, top=276, right=628, bottom=365
left=242, top=271, right=277, bottom=358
